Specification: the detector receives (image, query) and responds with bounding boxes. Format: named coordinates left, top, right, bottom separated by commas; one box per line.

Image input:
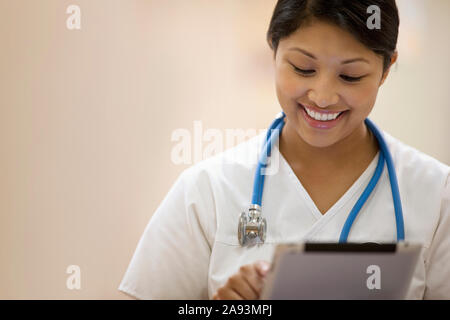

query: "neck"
left=279, top=119, right=379, bottom=174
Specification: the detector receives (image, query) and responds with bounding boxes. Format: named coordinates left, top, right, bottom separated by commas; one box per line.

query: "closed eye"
left=291, top=64, right=365, bottom=83
left=292, top=66, right=315, bottom=75
left=340, top=75, right=365, bottom=82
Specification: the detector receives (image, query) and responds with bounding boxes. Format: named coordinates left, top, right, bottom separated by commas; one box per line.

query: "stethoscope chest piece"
left=238, top=204, right=267, bottom=246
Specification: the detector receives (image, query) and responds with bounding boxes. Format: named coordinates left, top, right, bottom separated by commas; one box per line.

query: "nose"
left=307, top=76, right=339, bottom=108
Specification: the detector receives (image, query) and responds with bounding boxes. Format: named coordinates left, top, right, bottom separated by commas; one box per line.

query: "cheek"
left=275, top=67, right=308, bottom=103
left=342, top=82, right=379, bottom=115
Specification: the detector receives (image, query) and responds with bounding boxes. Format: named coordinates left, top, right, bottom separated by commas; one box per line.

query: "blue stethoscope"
left=238, top=111, right=405, bottom=246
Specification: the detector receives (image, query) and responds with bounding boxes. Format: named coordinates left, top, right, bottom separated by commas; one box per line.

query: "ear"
left=379, top=51, right=398, bottom=86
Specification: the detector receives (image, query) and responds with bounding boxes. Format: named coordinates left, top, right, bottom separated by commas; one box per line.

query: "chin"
left=297, top=128, right=341, bottom=148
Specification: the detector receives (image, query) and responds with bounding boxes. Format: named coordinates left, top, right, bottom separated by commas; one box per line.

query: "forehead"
left=278, top=19, right=381, bottom=63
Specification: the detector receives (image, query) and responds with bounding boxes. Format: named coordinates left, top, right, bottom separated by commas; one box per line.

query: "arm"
left=423, top=173, right=450, bottom=299
left=118, top=168, right=214, bottom=299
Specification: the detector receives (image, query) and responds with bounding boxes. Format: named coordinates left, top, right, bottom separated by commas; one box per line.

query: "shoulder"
left=382, top=130, right=450, bottom=184
left=381, top=130, right=450, bottom=219
left=171, top=131, right=266, bottom=243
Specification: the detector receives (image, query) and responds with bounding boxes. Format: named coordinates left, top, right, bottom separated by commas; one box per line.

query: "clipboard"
left=260, top=242, right=422, bottom=300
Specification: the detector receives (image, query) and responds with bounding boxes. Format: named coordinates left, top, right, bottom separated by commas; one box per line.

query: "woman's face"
left=274, top=19, right=395, bottom=148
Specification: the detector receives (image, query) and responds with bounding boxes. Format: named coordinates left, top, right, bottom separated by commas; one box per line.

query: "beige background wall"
left=0, top=0, right=449, bottom=299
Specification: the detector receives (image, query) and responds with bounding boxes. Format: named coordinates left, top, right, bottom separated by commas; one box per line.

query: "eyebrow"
left=288, top=47, right=370, bottom=65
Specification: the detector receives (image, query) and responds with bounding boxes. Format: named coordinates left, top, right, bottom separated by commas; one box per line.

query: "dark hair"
left=267, top=0, right=399, bottom=74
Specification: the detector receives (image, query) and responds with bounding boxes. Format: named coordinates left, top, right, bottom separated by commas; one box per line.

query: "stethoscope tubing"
left=365, top=118, right=405, bottom=241
left=250, top=112, right=405, bottom=243
left=251, top=114, right=285, bottom=206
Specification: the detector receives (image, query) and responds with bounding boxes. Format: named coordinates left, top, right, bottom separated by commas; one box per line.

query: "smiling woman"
left=119, top=0, right=450, bottom=300
left=265, top=1, right=403, bottom=221
left=273, top=19, right=391, bottom=213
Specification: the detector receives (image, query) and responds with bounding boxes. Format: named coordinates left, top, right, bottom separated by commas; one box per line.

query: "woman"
left=119, top=0, right=450, bottom=300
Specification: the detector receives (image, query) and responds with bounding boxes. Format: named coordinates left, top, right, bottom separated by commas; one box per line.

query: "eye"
left=340, top=74, right=365, bottom=82
left=291, top=63, right=365, bottom=82
left=292, top=65, right=315, bottom=76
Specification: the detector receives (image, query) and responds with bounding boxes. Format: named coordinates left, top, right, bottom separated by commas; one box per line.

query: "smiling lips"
left=298, top=103, right=347, bottom=129
left=299, top=103, right=347, bottom=120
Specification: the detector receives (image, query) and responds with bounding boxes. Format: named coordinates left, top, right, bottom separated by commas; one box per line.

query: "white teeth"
left=304, top=106, right=341, bottom=121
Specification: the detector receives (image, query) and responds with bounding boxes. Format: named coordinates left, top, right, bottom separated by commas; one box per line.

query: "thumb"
left=256, top=261, right=271, bottom=277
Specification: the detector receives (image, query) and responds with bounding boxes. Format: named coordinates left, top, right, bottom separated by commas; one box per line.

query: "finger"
left=235, top=265, right=260, bottom=295
left=243, top=264, right=268, bottom=295
left=238, top=264, right=267, bottom=298
left=214, top=287, right=244, bottom=300
left=228, top=274, right=258, bottom=300
left=255, top=261, right=271, bottom=278
left=241, top=274, right=260, bottom=298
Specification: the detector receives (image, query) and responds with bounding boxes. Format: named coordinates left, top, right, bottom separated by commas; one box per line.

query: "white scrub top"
left=118, top=126, right=450, bottom=300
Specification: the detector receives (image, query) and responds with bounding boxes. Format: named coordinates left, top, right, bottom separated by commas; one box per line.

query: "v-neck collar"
left=274, top=141, right=381, bottom=223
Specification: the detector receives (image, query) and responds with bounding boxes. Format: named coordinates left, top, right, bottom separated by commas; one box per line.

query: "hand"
left=212, top=261, right=271, bottom=300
